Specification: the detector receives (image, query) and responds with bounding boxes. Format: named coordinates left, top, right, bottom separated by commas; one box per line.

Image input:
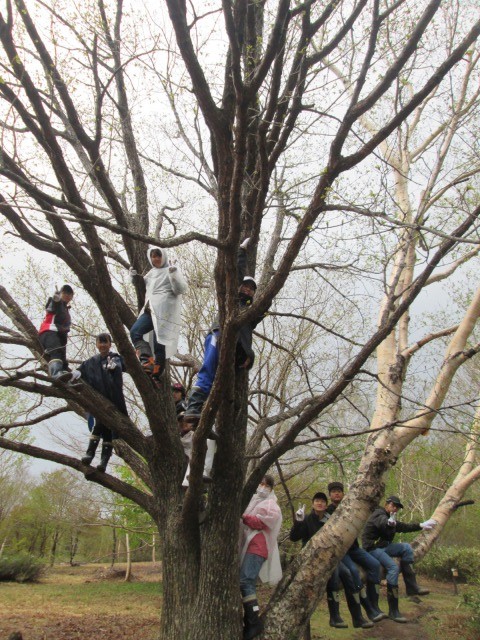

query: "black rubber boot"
left=360, top=586, right=385, bottom=622
left=401, top=561, right=429, bottom=596
left=345, top=591, right=374, bottom=628
left=134, top=340, right=153, bottom=365
left=242, top=598, right=263, bottom=640
left=81, top=437, right=100, bottom=465
left=96, top=443, right=113, bottom=472
left=387, top=584, right=407, bottom=623
left=326, top=591, right=348, bottom=628
left=366, top=581, right=388, bottom=621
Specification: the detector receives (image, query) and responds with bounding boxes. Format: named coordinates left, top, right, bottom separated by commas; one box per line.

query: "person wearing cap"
left=326, top=482, right=386, bottom=624
left=129, top=246, right=187, bottom=380
left=240, top=475, right=282, bottom=640
left=289, top=492, right=372, bottom=632
left=183, top=238, right=267, bottom=427
left=38, top=284, right=74, bottom=379
left=362, top=495, right=437, bottom=623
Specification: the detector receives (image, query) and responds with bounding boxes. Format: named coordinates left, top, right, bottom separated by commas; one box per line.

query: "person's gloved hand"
left=106, top=357, right=117, bottom=370
left=240, top=237, right=251, bottom=250
left=53, top=291, right=61, bottom=302
left=387, top=513, right=397, bottom=526
left=295, top=504, right=306, bottom=522
left=128, top=267, right=138, bottom=283
left=70, top=370, right=81, bottom=382
left=420, top=518, right=437, bottom=530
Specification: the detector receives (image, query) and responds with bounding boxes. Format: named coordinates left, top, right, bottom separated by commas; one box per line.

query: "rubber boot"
left=81, top=437, right=100, bottom=465
left=242, top=598, right=263, bottom=640
left=345, top=591, right=374, bottom=628
left=134, top=340, right=155, bottom=373
left=366, top=581, right=388, bottom=621
left=387, top=584, right=407, bottom=623
left=96, top=442, right=113, bottom=472
left=359, top=585, right=385, bottom=623
left=48, top=359, right=70, bottom=380
left=326, top=591, right=348, bottom=628
left=401, top=561, right=429, bottom=596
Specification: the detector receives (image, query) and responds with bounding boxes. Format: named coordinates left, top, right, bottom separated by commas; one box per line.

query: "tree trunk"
left=111, top=525, right=117, bottom=568
left=49, top=530, right=59, bottom=567
left=124, top=531, right=131, bottom=582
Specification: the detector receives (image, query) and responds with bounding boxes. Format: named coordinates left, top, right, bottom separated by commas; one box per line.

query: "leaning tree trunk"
left=411, top=408, right=480, bottom=560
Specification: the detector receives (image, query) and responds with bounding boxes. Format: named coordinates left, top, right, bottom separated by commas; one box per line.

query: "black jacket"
left=79, top=352, right=127, bottom=415
left=210, top=248, right=267, bottom=369
left=289, top=510, right=331, bottom=546
left=362, top=507, right=421, bottom=551
left=326, top=502, right=359, bottom=550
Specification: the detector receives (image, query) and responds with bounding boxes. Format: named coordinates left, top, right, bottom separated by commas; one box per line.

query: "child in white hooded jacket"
left=130, top=247, right=187, bottom=378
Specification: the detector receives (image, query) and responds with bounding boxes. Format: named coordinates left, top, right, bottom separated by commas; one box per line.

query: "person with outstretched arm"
left=362, top=495, right=437, bottom=623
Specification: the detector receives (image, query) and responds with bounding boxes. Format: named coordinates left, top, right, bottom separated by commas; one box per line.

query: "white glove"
left=387, top=513, right=397, bottom=526
left=420, top=518, right=437, bottom=530
left=169, top=258, right=177, bottom=273
left=106, top=357, right=117, bottom=370
left=70, top=370, right=81, bottom=381
left=129, top=267, right=138, bottom=283
left=240, top=237, right=251, bottom=250
left=53, top=291, right=61, bottom=302
left=295, top=504, right=306, bottom=522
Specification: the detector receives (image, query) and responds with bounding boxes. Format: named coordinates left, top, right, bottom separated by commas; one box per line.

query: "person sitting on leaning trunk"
left=71, top=333, right=128, bottom=473
left=362, top=495, right=437, bottom=623
left=290, top=491, right=373, bottom=632
left=326, top=481, right=387, bottom=624
left=129, top=246, right=187, bottom=380
left=239, top=475, right=282, bottom=640
left=38, top=284, right=74, bottom=379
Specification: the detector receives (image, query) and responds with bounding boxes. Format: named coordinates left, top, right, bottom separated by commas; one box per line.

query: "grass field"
left=0, top=563, right=477, bottom=639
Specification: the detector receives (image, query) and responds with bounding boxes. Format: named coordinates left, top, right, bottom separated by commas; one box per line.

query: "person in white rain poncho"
left=129, top=247, right=187, bottom=379
left=239, top=475, right=282, bottom=640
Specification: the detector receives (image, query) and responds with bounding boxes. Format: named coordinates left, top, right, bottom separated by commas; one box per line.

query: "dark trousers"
left=130, top=312, right=166, bottom=366
left=88, top=415, right=116, bottom=442
left=39, top=331, right=68, bottom=368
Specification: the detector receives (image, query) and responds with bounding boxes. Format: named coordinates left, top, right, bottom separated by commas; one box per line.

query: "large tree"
left=1, top=1, right=480, bottom=638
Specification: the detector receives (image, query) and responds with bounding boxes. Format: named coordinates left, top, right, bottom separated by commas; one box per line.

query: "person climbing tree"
left=38, top=284, right=74, bottom=379
left=183, top=238, right=265, bottom=427
left=129, top=247, right=187, bottom=382
left=71, top=333, right=128, bottom=473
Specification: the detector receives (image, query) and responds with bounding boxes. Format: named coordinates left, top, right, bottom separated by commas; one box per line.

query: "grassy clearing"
left=0, top=564, right=477, bottom=640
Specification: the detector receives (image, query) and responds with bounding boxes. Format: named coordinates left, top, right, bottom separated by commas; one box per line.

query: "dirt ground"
left=0, top=565, right=477, bottom=640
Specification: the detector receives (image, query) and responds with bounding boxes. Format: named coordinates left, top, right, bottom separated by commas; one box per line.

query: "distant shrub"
left=0, top=553, right=44, bottom=583
left=417, top=547, right=480, bottom=583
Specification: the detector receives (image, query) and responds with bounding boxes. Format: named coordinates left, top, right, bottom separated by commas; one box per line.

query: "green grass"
left=0, top=581, right=162, bottom=614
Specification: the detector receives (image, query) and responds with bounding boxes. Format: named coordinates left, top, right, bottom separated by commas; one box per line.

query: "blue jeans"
left=369, top=543, right=414, bottom=586
left=341, top=554, right=363, bottom=591
left=240, top=552, right=265, bottom=599
left=196, top=331, right=219, bottom=393
left=130, top=312, right=165, bottom=364
left=348, top=547, right=381, bottom=584
left=337, top=560, right=357, bottom=594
